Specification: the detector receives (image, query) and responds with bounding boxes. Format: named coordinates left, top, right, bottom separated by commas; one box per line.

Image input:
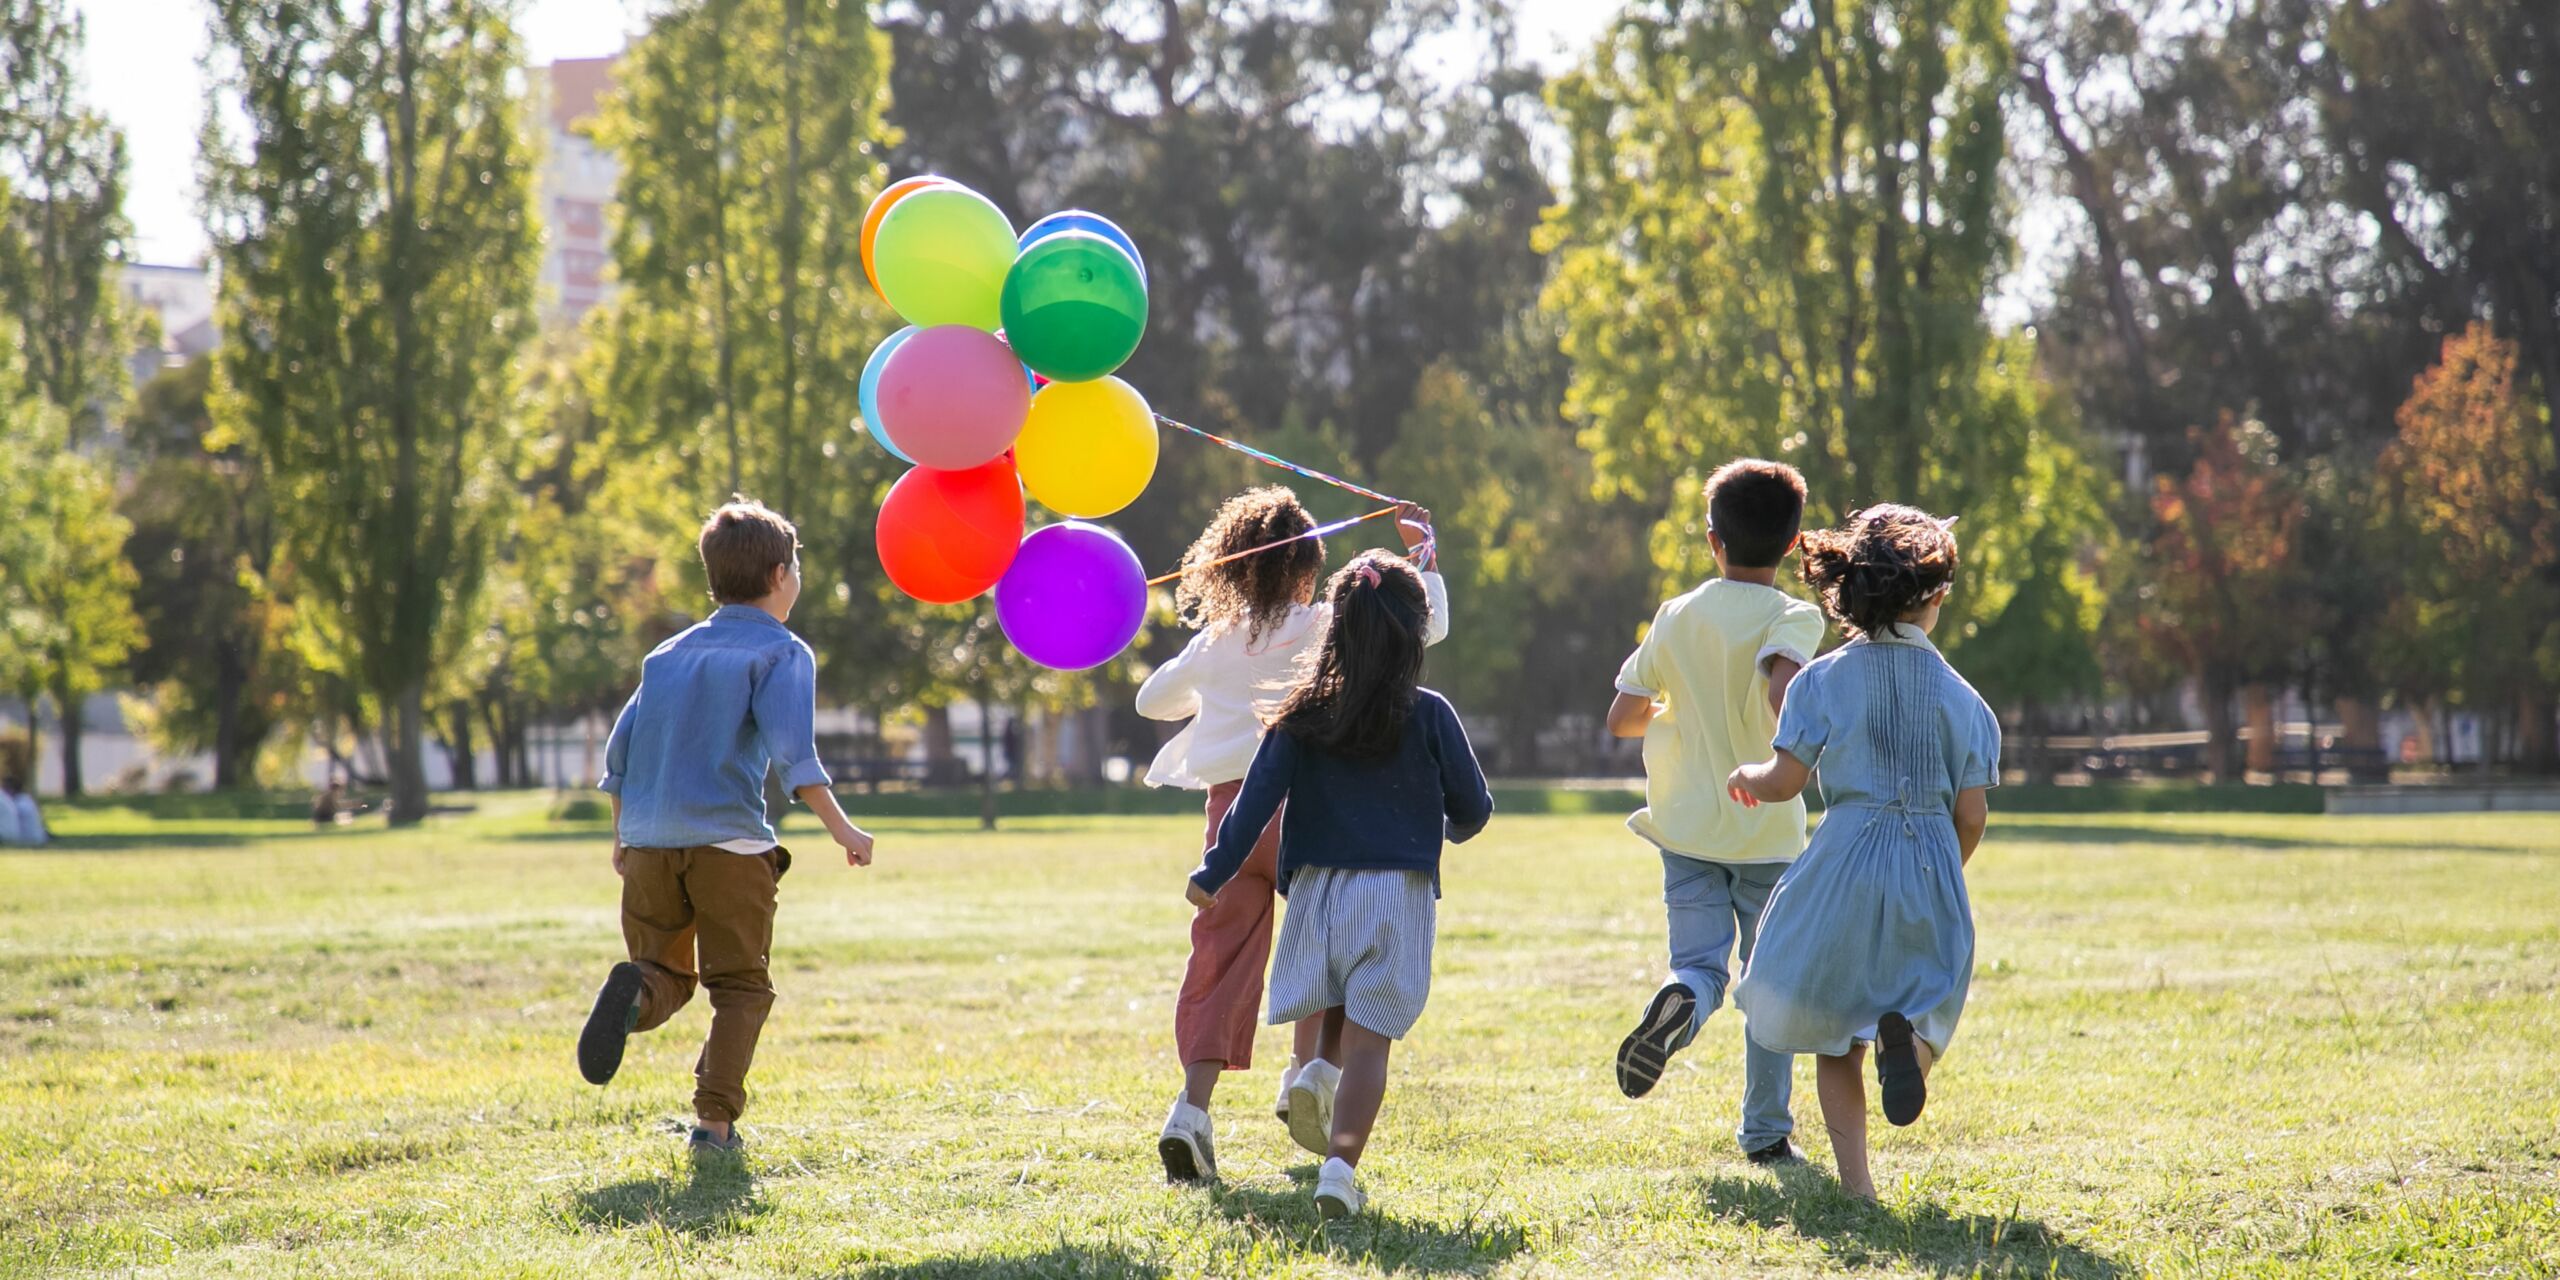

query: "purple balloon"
left=996, top=522, right=1147, bottom=670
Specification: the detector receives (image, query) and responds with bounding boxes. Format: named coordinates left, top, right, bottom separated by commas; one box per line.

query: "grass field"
left=3, top=796, right=2556, bottom=1278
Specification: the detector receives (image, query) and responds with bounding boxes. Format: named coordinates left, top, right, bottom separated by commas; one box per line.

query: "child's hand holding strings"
left=1394, top=503, right=1435, bottom=569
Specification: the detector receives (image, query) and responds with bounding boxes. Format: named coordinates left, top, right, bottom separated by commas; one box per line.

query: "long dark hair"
left=1174, top=486, right=1325, bottom=644
left=1798, top=504, right=1959, bottom=639
left=1270, top=551, right=1431, bottom=759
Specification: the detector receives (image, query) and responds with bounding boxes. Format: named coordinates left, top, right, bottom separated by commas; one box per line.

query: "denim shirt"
left=599, top=605, right=832, bottom=849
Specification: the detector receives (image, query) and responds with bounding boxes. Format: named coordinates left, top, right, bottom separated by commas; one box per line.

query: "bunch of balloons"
left=858, top=177, right=1156, bottom=670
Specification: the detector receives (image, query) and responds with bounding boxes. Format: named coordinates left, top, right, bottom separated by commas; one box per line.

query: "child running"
left=1138, top=488, right=1447, bottom=1183
left=577, top=500, right=877, bottom=1156
left=1605, top=459, right=1824, bottom=1165
left=1184, top=550, right=1491, bottom=1218
left=1725, top=505, right=1998, bottom=1201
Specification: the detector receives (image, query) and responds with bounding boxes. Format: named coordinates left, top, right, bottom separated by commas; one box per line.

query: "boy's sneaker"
left=1158, top=1096, right=1217, bottom=1183
left=1313, top=1157, right=1365, bottom=1219
left=1273, top=1058, right=1300, bottom=1124
left=687, top=1125, right=746, bottom=1156
left=1614, top=982, right=1698, bottom=1099
left=578, top=962, right=646, bottom=1085
left=1875, top=1011, right=1927, bottom=1127
left=1745, top=1137, right=1806, bottom=1166
left=1286, top=1059, right=1340, bottom=1157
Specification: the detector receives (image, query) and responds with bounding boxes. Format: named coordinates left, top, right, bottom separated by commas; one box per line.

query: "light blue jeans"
left=1662, top=851, right=1795, bottom=1151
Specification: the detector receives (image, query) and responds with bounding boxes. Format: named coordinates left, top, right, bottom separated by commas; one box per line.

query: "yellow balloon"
left=1015, top=377, right=1159, bottom=518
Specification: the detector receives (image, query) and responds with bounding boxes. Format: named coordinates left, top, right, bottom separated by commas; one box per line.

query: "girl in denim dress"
left=1724, top=505, right=1998, bottom=1202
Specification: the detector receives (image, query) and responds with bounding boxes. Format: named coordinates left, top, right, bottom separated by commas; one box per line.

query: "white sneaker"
left=1286, top=1058, right=1340, bottom=1157
left=1273, top=1057, right=1300, bottom=1124
left=1158, top=1095, right=1216, bottom=1183
left=1314, top=1156, right=1365, bottom=1219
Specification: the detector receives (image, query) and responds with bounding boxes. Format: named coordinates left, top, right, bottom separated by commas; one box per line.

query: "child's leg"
left=1728, top=862, right=1797, bottom=1153
left=1328, top=1019, right=1394, bottom=1167
left=618, top=848, right=702, bottom=1029
left=1293, top=1014, right=1323, bottom=1064
left=683, top=847, right=785, bottom=1135
left=1172, top=787, right=1285, bottom=1109
left=1813, top=1047, right=1874, bottom=1201
left=1620, top=855, right=1738, bottom=1099
left=1315, top=1005, right=1347, bottom=1064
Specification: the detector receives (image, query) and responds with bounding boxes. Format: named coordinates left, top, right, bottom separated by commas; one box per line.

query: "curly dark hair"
left=1270, top=551, right=1431, bottom=759
left=1174, top=486, right=1326, bottom=643
left=1799, top=504, right=1960, bottom=639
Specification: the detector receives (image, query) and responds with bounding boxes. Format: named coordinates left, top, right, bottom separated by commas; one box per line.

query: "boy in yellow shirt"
left=1606, top=459, right=1823, bottom=1165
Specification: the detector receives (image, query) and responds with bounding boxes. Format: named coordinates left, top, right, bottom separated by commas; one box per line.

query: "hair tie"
left=1354, top=562, right=1381, bottom=587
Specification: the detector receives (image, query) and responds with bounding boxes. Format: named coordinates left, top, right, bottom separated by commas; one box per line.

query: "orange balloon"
left=862, top=176, right=954, bottom=301
left=875, top=456, right=1024, bottom=604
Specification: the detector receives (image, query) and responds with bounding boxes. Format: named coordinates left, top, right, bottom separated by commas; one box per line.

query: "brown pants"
left=619, top=844, right=791, bottom=1124
left=1174, top=781, right=1285, bottom=1069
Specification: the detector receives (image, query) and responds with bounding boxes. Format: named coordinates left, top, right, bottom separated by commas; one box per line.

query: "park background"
left=3, top=4, right=2560, bottom=1279
left=1, top=0, right=2556, bottom=818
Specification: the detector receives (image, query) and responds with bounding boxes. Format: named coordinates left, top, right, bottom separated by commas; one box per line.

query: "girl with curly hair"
left=1723, top=504, right=2002, bottom=1202
left=1136, top=487, right=1447, bottom=1183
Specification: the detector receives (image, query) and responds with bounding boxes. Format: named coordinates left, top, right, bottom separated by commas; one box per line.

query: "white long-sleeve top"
left=1135, top=571, right=1449, bottom=789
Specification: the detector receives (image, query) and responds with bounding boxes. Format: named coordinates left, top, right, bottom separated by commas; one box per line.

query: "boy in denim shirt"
left=578, top=500, right=876, bottom=1154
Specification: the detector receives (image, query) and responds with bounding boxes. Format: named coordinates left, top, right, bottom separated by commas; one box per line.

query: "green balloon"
left=874, top=186, right=1017, bottom=331
left=1000, top=231, right=1149, bottom=383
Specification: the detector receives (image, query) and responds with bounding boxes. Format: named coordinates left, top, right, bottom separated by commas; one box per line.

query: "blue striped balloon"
left=1017, top=210, right=1146, bottom=283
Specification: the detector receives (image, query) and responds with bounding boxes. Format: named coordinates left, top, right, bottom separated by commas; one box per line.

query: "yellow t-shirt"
left=1615, top=579, right=1826, bottom=863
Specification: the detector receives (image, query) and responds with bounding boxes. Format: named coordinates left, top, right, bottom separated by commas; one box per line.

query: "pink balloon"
left=875, top=325, right=1032, bottom=471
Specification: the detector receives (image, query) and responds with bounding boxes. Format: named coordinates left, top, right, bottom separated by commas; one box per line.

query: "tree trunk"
left=479, top=696, right=511, bottom=788
left=443, top=701, right=478, bottom=790
left=2201, top=669, right=2240, bottom=783
left=922, top=705, right=957, bottom=786
left=2336, top=695, right=2386, bottom=784
left=15, top=685, right=38, bottom=792
left=386, top=681, right=431, bottom=826
left=2522, top=687, right=2558, bottom=776
left=2243, top=683, right=2278, bottom=781
left=212, top=646, right=251, bottom=789
left=2022, top=701, right=2053, bottom=786
left=977, top=685, right=998, bottom=832
left=51, top=674, right=84, bottom=797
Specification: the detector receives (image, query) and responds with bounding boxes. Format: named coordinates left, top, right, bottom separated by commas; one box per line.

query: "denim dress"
left=1733, top=624, right=2000, bottom=1058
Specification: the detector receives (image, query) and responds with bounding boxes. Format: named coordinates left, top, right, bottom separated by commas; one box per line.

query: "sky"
left=77, top=0, right=1616, bottom=266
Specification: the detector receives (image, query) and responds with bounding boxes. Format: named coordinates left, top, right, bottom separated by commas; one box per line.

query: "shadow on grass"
left=571, top=1160, right=768, bottom=1238
left=845, top=1244, right=1169, bottom=1279
left=1702, top=1171, right=2128, bottom=1279
left=1991, top=822, right=2526, bottom=855
left=1202, top=1166, right=1528, bottom=1276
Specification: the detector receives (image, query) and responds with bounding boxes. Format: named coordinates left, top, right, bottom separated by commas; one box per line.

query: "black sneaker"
left=578, top=962, right=646, bottom=1085
left=1875, top=1011, right=1927, bottom=1126
left=1745, top=1137, right=1806, bottom=1166
left=1614, top=982, right=1699, bottom=1099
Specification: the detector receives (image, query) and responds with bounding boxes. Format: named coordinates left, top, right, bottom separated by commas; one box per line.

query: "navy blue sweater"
left=1190, top=689, right=1494, bottom=898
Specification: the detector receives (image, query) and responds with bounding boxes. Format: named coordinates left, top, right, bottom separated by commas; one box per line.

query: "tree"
left=0, top=332, right=140, bottom=794
left=1544, top=0, right=2102, bottom=693
left=2376, top=324, right=2559, bottom=772
left=590, top=0, right=903, bottom=717
left=1, top=0, right=137, bottom=794
left=119, top=357, right=293, bottom=789
left=2134, top=417, right=2306, bottom=781
left=204, top=0, right=540, bottom=824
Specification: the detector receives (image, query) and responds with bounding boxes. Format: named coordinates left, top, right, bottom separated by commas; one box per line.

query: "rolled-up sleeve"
left=753, top=642, right=833, bottom=793
left=597, top=688, right=639, bottom=795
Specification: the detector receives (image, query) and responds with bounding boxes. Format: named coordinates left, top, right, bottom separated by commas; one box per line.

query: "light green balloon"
left=874, top=186, right=1017, bottom=331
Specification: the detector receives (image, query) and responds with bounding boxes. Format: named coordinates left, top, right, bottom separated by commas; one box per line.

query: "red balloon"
left=876, top=458, right=1025, bottom=604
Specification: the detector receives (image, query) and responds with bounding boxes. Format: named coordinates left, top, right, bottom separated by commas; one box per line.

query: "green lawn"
left=4, top=797, right=2556, bottom=1278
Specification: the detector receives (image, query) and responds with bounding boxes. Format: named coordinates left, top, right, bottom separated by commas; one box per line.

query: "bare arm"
left=1725, top=749, right=1813, bottom=806
left=610, top=794, right=625, bottom=875
left=797, top=784, right=876, bottom=866
left=1953, top=786, right=1989, bottom=865
left=1606, top=691, right=1657, bottom=738
left=1764, top=655, right=1802, bottom=718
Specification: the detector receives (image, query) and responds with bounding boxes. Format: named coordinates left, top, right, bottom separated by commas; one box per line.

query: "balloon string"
left=1145, top=506, right=1400, bottom=588
left=1155, top=414, right=1407, bottom=507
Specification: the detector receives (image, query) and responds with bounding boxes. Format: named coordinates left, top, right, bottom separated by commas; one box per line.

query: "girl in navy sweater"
left=1186, top=550, right=1493, bottom=1218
